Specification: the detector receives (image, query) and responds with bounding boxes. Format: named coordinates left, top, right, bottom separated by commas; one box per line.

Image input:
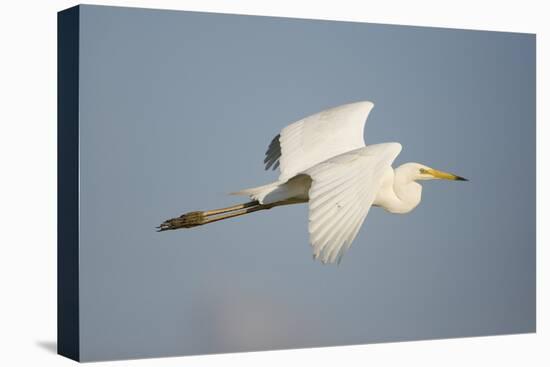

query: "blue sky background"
left=77, top=5, right=535, bottom=361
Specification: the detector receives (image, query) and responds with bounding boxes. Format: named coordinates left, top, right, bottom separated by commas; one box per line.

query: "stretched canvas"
left=58, top=4, right=536, bottom=362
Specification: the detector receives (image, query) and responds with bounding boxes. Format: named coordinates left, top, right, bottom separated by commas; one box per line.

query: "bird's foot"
left=156, top=211, right=207, bottom=231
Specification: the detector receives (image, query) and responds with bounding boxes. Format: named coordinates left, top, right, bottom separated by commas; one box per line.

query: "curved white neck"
left=390, top=164, right=423, bottom=214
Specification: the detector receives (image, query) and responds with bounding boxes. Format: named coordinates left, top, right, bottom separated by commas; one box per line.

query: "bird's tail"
left=229, top=181, right=281, bottom=203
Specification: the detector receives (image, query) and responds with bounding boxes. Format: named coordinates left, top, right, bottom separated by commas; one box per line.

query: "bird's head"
left=399, top=162, right=468, bottom=182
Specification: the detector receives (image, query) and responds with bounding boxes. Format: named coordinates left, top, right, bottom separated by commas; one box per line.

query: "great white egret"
left=158, top=101, right=467, bottom=264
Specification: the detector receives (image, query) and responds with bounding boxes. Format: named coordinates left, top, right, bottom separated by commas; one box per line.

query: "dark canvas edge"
left=57, top=5, right=80, bottom=362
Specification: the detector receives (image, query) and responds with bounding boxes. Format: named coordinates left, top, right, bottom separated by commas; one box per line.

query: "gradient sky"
left=76, top=5, right=535, bottom=361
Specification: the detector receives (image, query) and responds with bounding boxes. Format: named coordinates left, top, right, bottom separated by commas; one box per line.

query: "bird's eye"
left=419, top=168, right=428, bottom=174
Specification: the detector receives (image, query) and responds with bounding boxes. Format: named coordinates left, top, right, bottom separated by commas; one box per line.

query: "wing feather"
left=264, top=134, right=281, bottom=170
left=263, top=101, right=375, bottom=180
left=304, top=143, right=402, bottom=264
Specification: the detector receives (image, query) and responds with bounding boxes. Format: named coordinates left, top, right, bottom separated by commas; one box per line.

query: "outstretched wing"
left=264, top=101, right=375, bottom=181
left=304, top=143, right=402, bottom=264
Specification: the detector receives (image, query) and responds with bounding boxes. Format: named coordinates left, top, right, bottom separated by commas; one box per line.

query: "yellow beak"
left=424, top=168, right=468, bottom=181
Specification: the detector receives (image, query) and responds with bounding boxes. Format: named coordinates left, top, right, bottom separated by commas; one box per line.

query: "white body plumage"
left=231, top=101, right=466, bottom=264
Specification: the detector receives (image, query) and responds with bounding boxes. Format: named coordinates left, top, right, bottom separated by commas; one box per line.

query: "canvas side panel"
left=57, top=5, right=80, bottom=362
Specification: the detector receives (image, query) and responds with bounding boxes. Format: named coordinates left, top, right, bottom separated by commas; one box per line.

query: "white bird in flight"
left=158, top=101, right=467, bottom=264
